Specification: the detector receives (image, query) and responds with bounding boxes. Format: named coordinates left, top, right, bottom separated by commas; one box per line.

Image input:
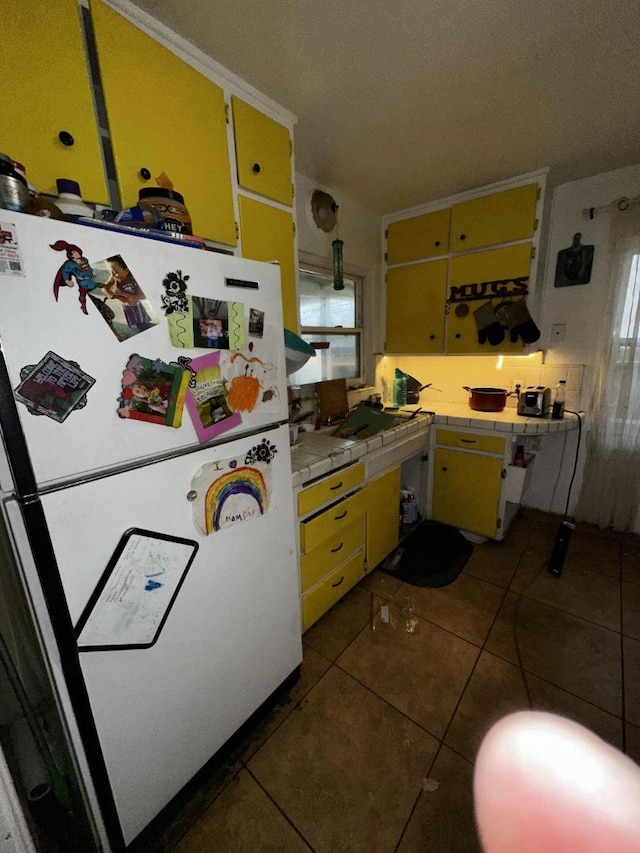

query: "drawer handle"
left=334, top=510, right=348, bottom=520
left=460, top=438, right=476, bottom=443
left=331, top=575, right=345, bottom=588
left=252, top=162, right=261, bottom=173
left=441, top=467, right=448, bottom=471
left=330, top=542, right=344, bottom=553
left=329, top=481, right=344, bottom=490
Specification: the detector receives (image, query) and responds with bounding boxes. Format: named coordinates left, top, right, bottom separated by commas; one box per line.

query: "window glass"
left=294, top=264, right=362, bottom=384
left=291, top=334, right=359, bottom=384
left=299, top=269, right=356, bottom=327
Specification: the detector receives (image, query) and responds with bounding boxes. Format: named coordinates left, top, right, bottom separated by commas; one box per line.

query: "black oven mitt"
left=495, top=298, right=541, bottom=344
left=473, top=301, right=505, bottom=345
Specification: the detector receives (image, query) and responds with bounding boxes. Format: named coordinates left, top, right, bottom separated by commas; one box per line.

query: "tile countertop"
left=289, top=405, right=584, bottom=488
left=430, top=402, right=585, bottom=434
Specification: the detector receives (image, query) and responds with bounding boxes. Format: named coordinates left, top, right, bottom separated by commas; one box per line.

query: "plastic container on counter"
left=138, top=187, right=192, bottom=234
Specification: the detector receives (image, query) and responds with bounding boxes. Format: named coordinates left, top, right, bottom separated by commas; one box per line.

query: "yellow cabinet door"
left=386, top=208, right=451, bottom=265
left=386, top=259, right=447, bottom=353
left=2, top=0, right=108, bottom=203
left=432, top=448, right=502, bottom=539
left=232, top=98, right=293, bottom=206
left=91, top=0, right=236, bottom=244
left=450, top=184, right=538, bottom=253
left=446, top=243, right=532, bottom=354
left=238, top=196, right=298, bottom=332
left=366, top=466, right=401, bottom=571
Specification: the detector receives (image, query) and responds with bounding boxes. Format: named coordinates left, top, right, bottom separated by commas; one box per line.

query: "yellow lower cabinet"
left=299, top=489, right=366, bottom=553
left=302, top=550, right=364, bottom=631
left=300, top=516, right=365, bottom=592
left=365, top=466, right=401, bottom=571
left=432, top=448, right=502, bottom=539
left=238, top=196, right=298, bottom=333
left=297, top=462, right=364, bottom=517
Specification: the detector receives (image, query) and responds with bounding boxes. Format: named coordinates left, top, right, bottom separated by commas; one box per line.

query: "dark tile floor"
left=143, top=510, right=640, bottom=852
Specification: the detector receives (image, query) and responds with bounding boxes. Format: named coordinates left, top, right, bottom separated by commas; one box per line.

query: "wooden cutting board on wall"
left=315, top=379, right=349, bottom=424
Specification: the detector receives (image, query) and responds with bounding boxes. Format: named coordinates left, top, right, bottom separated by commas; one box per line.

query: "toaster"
left=517, top=386, right=551, bottom=417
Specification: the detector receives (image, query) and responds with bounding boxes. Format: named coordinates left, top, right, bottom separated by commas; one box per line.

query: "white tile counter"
left=426, top=402, right=584, bottom=434
left=289, top=405, right=584, bottom=487
left=290, top=413, right=432, bottom=487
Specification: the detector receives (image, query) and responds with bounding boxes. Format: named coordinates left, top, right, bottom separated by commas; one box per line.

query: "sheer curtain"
left=578, top=203, right=640, bottom=530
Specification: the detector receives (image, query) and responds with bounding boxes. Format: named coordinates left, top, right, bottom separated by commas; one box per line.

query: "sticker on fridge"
left=189, top=440, right=278, bottom=535
left=117, top=354, right=189, bottom=427
left=89, top=255, right=159, bottom=340
left=184, top=351, right=241, bottom=443
left=51, top=239, right=98, bottom=315
left=0, top=221, right=24, bottom=277
left=14, top=351, right=95, bottom=422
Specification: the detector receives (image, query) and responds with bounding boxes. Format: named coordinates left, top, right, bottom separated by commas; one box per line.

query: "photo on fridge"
left=89, top=254, right=159, bottom=341
left=117, top=354, right=189, bottom=427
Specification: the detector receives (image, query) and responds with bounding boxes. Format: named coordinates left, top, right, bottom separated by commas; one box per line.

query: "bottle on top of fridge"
left=552, top=380, right=566, bottom=420
left=0, top=153, right=29, bottom=212
left=55, top=179, right=94, bottom=218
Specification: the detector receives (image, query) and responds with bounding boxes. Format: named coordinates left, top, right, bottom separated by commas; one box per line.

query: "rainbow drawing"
left=204, top=466, right=268, bottom=533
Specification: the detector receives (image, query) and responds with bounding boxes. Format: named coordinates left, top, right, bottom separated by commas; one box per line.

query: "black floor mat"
left=381, top=521, right=473, bottom=588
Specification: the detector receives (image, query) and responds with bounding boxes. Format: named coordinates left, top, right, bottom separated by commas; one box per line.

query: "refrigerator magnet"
left=14, top=351, right=95, bottom=422
left=88, top=255, right=159, bottom=341
left=117, top=354, right=189, bottom=428
left=168, top=294, right=247, bottom=351
left=248, top=308, right=265, bottom=337
left=190, top=451, right=275, bottom=535
left=184, top=351, right=241, bottom=443
left=160, top=269, right=190, bottom=314
left=75, top=528, right=199, bottom=651
left=0, top=221, right=25, bottom=276
left=51, top=239, right=97, bottom=315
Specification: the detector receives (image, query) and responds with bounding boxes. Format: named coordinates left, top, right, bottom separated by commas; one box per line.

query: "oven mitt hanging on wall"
left=473, top=301, right=505, bottom=346
left=495, top=299, right=540, bottom=344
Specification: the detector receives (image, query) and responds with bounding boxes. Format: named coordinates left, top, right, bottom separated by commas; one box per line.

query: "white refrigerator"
left=0, top=212, right=302, bottom=849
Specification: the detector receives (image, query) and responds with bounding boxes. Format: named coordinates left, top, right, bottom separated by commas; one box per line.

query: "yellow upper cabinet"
left=91, top=0, right=236, bottom=244
left=232, top=98, right=293, bottom=206
left=450, top=183, right=538, bottom=253
left=386, top=259, right=447, bottom=353
left=2, top=0, right=108, bottom=203
left=238, top=196, right=298, bottom=332
left=446, top=243, right=532, bottom=354
left=386, top=208, right=450, bottom=265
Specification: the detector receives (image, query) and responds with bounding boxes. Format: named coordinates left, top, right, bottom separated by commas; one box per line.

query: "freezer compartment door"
left=0, top=213, right=288, bottom=492
left=39, top=424, right=301, bottom=845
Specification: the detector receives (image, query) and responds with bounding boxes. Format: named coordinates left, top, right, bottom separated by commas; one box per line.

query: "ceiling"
left=128, top=0, right=640, bottom=215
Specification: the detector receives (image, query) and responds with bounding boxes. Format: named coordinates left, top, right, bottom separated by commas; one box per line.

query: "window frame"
left=296, top=251, right=370, bottom=386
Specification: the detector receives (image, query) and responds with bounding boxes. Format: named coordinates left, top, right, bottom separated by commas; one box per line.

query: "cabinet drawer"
left=436, top=429, right=505, bottom=455
left=300, top=489, right=366, bottom=553
left=300, top=516, right=365, bottom=592
left=302, top=550, right=364, bottom=631
left=297, top=462, right=365, bottom=518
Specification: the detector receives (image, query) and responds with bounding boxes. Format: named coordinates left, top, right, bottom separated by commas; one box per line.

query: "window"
left=291, top=265, right=363, bottom=385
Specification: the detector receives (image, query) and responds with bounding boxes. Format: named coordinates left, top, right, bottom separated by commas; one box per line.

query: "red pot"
left=463, top=386, right=511, bottom=412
